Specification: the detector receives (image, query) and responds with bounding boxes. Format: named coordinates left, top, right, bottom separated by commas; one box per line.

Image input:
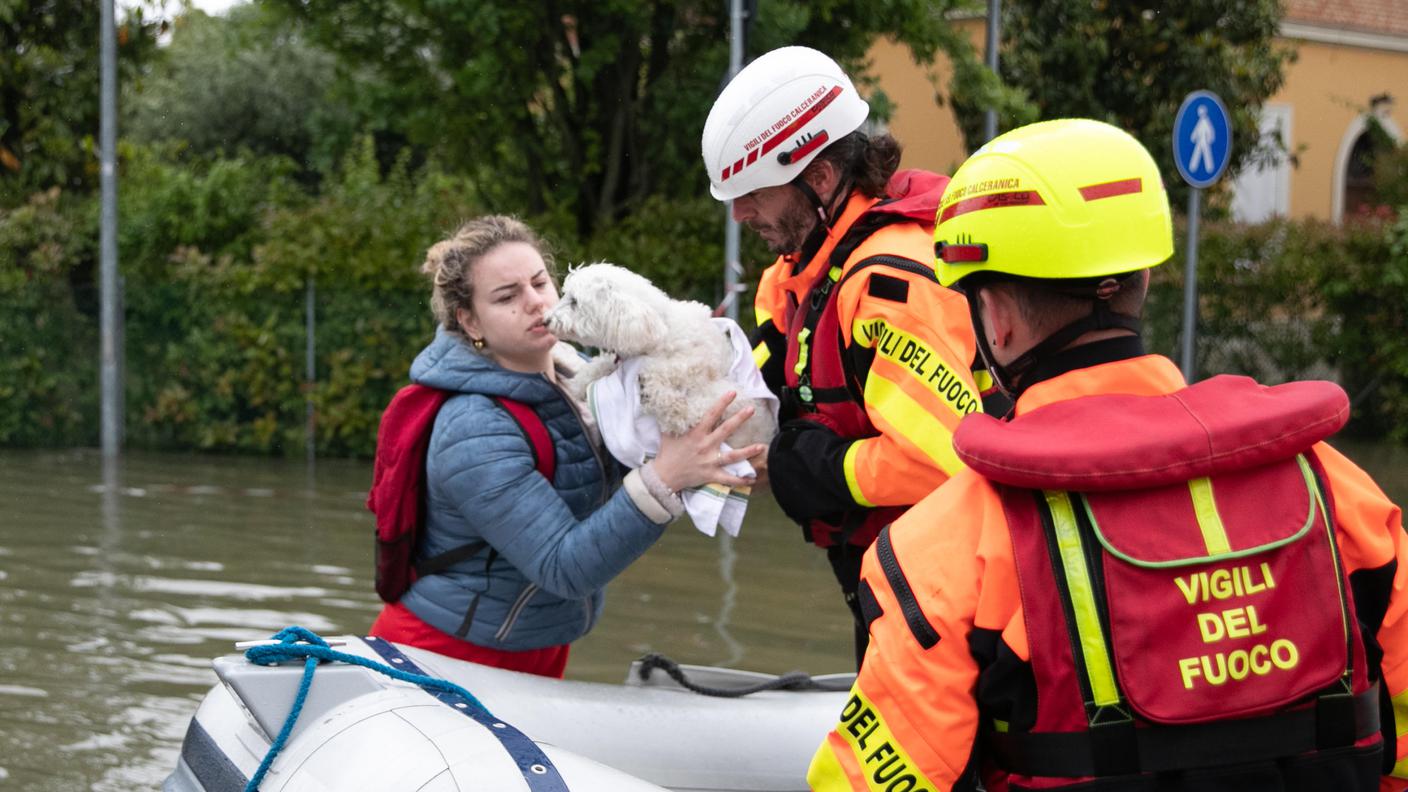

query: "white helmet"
left=701, top=46, right=870, bottom=201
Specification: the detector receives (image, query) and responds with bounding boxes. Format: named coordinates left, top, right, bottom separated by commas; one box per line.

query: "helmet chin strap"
left=967, top=278, right=1142, bottom=400
left=789, top=166, right=855, bottom=252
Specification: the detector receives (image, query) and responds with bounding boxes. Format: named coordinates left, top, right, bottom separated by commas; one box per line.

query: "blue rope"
left=240, top=626, right=494, bottom=791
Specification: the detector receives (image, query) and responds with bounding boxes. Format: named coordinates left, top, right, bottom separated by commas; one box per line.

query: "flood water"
left=0, top=449, right=854, bottom=790
left=2, top=439, right=1406, bottom=790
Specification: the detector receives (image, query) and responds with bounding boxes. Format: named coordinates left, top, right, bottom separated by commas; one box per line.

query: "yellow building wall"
left=865, top=24, right=982, bottom=177
left=866, top=25, right=1408, bottom=222
left=1269, top=39, right=1408, bottom=220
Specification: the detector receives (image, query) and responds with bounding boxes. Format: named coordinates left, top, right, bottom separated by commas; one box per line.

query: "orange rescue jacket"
left=810, top=353, right=1408, bottom=792
left=752, top=171, right=980, bottom=547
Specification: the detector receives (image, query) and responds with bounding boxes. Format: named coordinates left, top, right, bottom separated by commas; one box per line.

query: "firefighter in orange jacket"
left=701, top=46, right=988, bottom=666
left=810, top=118, right=1408, bottom=790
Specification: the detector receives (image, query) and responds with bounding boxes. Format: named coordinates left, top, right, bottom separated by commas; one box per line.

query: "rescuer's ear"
left=977, top=284, right=1018, bottom=354
left=801, top=158, right=842, bottom=205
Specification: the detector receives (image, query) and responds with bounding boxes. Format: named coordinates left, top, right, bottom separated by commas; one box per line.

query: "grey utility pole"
left=721, top=0, right=746, bottom=321
left=100, top=0, right=122, bottom=456
left=983, top=0, right=1001, bottom=142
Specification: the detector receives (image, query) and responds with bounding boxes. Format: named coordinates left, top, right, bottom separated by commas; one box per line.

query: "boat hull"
left=165, top=636, right=851, bottom=792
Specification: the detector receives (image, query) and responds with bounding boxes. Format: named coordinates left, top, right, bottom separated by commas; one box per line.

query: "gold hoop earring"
left=472, top=337, right=486, bottom=350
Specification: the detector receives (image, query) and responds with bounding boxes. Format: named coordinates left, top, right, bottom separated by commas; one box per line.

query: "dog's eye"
left=563, top=296, right=575, bottom=307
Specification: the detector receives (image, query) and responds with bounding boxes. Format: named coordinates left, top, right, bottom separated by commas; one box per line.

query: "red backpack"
left=367, top=384, right=557, bottom=603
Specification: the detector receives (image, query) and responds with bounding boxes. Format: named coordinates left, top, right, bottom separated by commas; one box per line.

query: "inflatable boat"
left=163, top=632, right=852, bottom=791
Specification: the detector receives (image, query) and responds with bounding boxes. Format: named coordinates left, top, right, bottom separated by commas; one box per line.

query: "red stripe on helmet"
left=721, top=84, right=843, bottom=185
left=1079, top=177, right=1143, bottom=201
left=939, top=190, right=1046, bottom=223
left=760, top=85, right=843, bottom=157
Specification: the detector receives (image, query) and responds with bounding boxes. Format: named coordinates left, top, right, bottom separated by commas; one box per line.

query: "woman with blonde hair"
left=369, top=215, right=763, bottom=677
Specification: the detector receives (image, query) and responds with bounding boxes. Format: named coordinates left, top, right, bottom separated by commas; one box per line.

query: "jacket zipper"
left=495, top=583, right=540, bottom=641
left=544, top=375, right=612, bottom=506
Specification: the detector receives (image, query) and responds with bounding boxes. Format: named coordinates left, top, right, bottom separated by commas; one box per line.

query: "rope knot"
left=245, top=625, right=331, bottom=667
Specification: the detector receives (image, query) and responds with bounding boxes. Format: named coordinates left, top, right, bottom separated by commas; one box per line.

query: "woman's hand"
left=651, top=392, right=768, bottom=492
left=746, top=444, right=769, bottom=490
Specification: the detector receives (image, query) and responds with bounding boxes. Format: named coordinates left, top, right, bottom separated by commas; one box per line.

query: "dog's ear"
left=613, top=299, right=668, bottom=355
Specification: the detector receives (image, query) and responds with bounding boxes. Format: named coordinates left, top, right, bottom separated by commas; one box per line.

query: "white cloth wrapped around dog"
left=586, top=318, right=778, bottom=537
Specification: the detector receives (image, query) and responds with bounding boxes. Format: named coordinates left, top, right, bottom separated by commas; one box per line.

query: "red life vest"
left=953, top=375, right=1381, bottom=783
left=782, top=173, right=949, bottom=548
left=367, top=384, right=555, bottom=603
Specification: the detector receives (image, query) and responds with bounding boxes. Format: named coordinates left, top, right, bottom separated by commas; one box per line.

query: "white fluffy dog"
left=545, top=263, right=777, bottom=450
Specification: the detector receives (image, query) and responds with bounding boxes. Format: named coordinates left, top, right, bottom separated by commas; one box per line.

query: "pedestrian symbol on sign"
left=1188, top=106, right=1216, bottom=175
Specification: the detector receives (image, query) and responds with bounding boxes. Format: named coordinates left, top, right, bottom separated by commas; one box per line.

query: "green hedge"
left=4, top=139, right=1405, bottom=453
left=1146, top=212, right=1408, bottom=440
left=0, top=188, right=98, bottom=446
left=0, top=141, right=769, bottom=456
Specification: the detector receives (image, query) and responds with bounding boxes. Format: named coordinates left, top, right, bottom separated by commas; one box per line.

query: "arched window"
left=1332, top=112, right=1402, bottom=224
left=1343, top=129, right=1383, bottom=218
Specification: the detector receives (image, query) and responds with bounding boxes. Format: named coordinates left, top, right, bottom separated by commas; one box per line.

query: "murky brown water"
left=0, top=449, right=852, bottom=790
left=2, top=438, right=1405, bottom=789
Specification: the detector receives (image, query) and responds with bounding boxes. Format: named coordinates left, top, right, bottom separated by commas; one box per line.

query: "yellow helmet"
left=933, top=119, right=1173, bottom=289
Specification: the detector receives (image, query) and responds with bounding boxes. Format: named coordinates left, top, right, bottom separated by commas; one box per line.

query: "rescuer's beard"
left=750, top=192, right=819, bottom=255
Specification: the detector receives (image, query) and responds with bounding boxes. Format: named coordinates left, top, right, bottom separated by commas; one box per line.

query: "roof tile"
left=1284, top=0, right=1408, bottom=38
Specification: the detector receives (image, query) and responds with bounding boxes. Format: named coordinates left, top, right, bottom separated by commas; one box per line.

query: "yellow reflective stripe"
left=973, top=367, right=994, bottom=393
left=1393, top=686, right=1408, bottom=741
left=863, top=374, right=964, bottom=475
left=793, top=327, right=811, bottom=378
left=827, top=687, right=941, bottom=792
left=853, top=318, right=981, bottom=419
left=842, top=441, right=876, bottom=508
left=1188, top=477, right=1232, bottom=556
left=756, top=305, right=774, bottom=326
left=806, top=739, right=853, bottom=791
left=1393, top=755, right=1408, bottom=781
left=829, top=265, right=843, bottom=282
left=753, top=340, right=771, bottom=369
left=1046, top=491, right=1120, bottom=706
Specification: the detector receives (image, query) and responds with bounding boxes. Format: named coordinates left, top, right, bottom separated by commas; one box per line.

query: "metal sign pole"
left=1181, top=188, right=1200, bottom=382
left=1171, top=90, right=1229, bottom=385
left=100, top=0, right=122, bottom=456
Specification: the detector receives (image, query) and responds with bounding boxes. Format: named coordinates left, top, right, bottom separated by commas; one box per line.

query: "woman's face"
left=456, top=242, right=560, bottom=372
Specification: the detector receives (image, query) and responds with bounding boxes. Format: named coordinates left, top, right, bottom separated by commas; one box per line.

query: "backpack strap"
left=414, top=397, right=556, bottom=579
left=985, top=681, right=1379, bottom=777
left=493, top=396, right=556, bottom=483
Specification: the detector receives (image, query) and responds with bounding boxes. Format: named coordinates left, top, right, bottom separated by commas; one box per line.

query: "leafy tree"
left=124, top=6, right=392, bottom=179
left=266, top=0, right=1012, bottom=237
left=952, top=0, right=1294, bottom=207
left=0, top=0, right=160, bottom=204
left=1365, top=116, right=1408, bottom=212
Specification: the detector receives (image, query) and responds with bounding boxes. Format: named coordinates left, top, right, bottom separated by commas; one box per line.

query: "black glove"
left=768, top=419, right=857, bottom=525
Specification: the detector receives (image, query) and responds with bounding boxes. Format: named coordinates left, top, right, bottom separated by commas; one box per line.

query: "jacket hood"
left=872, top=169, right=950, bottom=225
left=410, top=328, right=579, bottom=405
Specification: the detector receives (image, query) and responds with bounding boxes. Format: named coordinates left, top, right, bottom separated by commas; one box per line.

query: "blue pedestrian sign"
left=1173, top=91, right=1232, bottom=188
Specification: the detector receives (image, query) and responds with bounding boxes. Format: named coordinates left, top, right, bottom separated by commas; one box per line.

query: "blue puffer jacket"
left=399, top=329, right=667, bottom=651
